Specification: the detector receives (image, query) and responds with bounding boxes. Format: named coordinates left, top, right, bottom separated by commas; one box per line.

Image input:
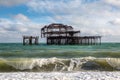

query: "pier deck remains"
left=23, top=36, right=39, bottom=45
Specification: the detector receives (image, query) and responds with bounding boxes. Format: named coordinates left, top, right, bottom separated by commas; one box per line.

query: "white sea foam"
left=0, top=72, right=120, bottom=80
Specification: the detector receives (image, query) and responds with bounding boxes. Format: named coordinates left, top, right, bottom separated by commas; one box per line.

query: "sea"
left=0, top=43, right=120, bottom=72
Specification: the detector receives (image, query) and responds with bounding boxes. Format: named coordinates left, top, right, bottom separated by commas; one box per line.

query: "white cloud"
left=0, top=14, right=43, bottom=42
left=14, top=14, right=30, bottom=22
left=27, top=0, right=83, bottom=14
left=109, top=18, right=120, bottom=25
left=0, top=18, right=27, bottom=32
left=104, top=0, right=120, bottom=7
left=0, top=0, right=29, bottom=6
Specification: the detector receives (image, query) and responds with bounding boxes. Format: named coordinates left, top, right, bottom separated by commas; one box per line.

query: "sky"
left=0, top=0, right=120, bottom=43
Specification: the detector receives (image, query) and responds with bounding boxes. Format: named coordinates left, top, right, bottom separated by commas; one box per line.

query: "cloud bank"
left=27, top=0, right=120, bottom=37
left=1, top=0, right=120, bottom=42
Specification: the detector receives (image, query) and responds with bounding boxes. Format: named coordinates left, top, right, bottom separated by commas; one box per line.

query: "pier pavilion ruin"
left=41, top=23, right=101, bottom=45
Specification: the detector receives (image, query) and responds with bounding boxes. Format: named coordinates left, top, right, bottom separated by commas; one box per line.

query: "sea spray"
left=106, top=58, right=120, bottom=70
left=4, top=58, right=35, bottom=70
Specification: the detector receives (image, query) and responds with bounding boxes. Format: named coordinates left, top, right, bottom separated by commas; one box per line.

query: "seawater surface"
left=0, top=43, right=120, bottom=72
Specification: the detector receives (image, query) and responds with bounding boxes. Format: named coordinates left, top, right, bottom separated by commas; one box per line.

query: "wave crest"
left=0, top=57, right=119, bottom=72
left=106, top=58, right=120, bottom=70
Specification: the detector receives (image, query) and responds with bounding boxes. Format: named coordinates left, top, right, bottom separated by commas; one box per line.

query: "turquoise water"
left=0, top=43, right=120, bottom=72
left=0, top=43, right=120, bottom=58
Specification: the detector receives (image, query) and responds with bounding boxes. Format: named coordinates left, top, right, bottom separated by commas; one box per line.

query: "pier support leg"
left=23, top=37, right=25, bottom=45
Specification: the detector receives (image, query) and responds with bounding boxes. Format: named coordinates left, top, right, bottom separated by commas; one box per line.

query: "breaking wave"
left=0, top=57, right=119, bottom=72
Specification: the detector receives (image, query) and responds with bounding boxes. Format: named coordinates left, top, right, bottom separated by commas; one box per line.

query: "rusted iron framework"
left=23, top=36, right=39, bottom=45
left=41, top=23, right=101, bottom=45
